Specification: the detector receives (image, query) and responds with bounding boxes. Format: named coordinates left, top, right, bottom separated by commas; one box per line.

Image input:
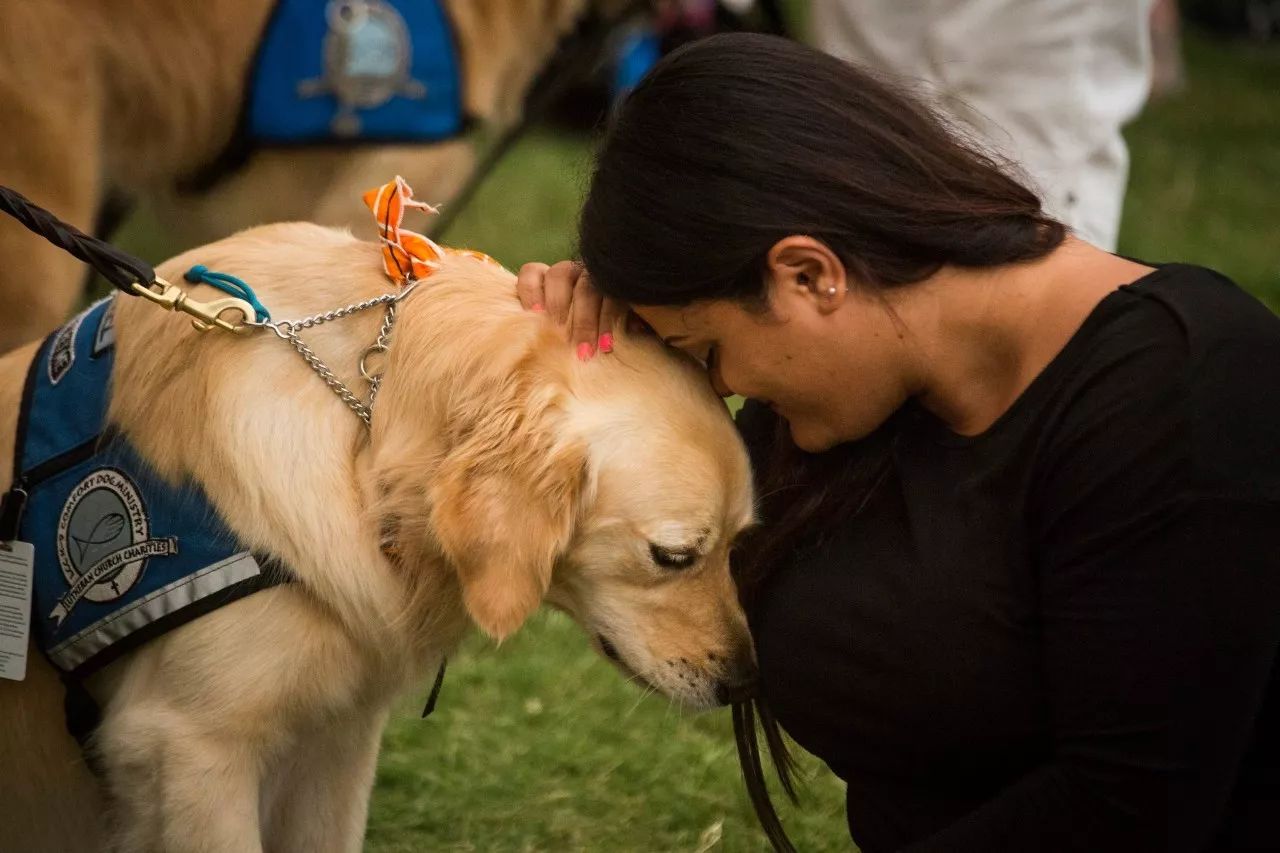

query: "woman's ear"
left=765, top=236, right=848, bottom=314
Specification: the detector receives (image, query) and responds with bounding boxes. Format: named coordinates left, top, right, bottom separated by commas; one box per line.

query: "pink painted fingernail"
left=577, top=341, right=595, bottom=361
left=598, top=332, right=614, bottom=353
left=531, top=303, right=545, bottom=313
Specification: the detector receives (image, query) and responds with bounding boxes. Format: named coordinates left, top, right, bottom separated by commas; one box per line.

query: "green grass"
left=104, top=27, right=1278, bottom=853
left=367, top=612, right=847, bottom=852
left=1118, top=33, right=1280, bottom=309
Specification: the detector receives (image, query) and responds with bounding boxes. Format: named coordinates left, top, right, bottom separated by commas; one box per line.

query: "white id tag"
left=0, top=541, right=34, bottom=681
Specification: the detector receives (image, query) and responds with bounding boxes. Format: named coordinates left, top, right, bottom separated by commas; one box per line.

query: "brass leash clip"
left=130, top=278, right=258, bottom=335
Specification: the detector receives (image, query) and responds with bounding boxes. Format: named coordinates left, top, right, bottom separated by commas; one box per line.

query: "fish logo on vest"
left=50, top=469, right=178, bottom=626
left=297, top=0, right=427, bottom=137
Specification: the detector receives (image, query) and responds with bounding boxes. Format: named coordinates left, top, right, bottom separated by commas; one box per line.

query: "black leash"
left=0, top=186, right=264, bottom=334
left=0, top=186, right=154, bottom=292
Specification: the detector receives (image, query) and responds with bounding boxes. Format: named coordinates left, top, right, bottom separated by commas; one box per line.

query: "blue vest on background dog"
left=14, top=298, right=281, bottom=677
left=249, top=0, right=464, bottom=144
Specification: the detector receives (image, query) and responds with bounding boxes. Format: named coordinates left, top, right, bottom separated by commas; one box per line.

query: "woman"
left=517, top=34, right=1280, bottom=852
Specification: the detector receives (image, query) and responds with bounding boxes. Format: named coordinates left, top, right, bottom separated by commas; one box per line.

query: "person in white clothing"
left=809, top=0, right=1153, bottom=251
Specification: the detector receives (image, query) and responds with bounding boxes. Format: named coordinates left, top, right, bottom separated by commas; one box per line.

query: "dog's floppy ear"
left=428, top=374, right=586, bottom=641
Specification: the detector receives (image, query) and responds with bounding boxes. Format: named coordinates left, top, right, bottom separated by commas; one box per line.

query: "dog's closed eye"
left=649, top=543, right=699, bottom=570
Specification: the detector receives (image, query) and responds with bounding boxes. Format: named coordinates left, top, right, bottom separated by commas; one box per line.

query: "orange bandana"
left=362, top=176, right=498, bottom=284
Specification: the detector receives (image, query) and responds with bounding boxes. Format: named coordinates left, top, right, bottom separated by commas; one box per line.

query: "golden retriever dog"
left=0, top=222, right=755, bottom=851
left=0, top=0, right=628, bottom=352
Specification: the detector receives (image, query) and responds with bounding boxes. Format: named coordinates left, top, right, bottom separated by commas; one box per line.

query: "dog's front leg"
left=262, top=705, right=391, bottom=853
left=100, top=714, right=266, bottom=853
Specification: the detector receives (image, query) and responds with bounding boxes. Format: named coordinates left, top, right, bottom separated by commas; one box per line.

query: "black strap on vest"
left=0, top=328, right=44, bottom=542
left=63, top=675, right=104, bottom=757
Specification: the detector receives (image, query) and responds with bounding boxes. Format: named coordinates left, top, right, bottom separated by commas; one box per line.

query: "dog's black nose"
left=714, top=675, right=758, bottom=705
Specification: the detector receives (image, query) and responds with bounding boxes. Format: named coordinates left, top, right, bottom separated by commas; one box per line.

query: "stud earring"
left=827, top=287, right=837, bottom=296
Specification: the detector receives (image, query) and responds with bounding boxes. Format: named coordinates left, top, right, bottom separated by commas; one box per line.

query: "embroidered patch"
left=50, top=469, right=177, bottom=626
left=298, top=0, right=427, bottom=136
left=47, top=313, right=83, bottom=385
left=93, top=296, right=117, bottom=356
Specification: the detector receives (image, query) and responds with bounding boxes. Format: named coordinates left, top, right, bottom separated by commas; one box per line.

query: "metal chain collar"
left=250, top=281, right=420, bottom=428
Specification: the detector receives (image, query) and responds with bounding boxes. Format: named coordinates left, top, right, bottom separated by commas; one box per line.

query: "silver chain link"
left=361, top=300, right=398, bottom=413
left=251, top=282, right=419, bottom=428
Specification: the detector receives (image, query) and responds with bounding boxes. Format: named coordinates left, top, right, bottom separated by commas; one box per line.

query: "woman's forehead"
left=633, top=300, right=745, bottom=341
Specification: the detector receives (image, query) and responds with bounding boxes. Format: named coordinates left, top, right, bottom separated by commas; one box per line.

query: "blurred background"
left=56, top=0, right=1280, bottom=849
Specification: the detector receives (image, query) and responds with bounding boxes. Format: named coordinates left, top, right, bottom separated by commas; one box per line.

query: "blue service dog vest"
left=14, top=297, right=283, bottom=678
left=249, top=0, right=464, bottom=144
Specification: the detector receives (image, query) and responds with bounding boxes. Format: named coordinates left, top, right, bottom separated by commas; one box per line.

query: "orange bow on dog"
left=362, top=176, right=498, bottom=284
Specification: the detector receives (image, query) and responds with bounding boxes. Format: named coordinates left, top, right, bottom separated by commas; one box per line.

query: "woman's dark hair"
left=579, top=33, right=1065, bottom=851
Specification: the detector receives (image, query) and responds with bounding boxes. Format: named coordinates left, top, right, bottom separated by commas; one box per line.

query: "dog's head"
left=373, top=255, right=756, bottom=708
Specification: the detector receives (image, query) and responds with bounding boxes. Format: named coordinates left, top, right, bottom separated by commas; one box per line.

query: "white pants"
left=810, top=0, right=1153, bottom=251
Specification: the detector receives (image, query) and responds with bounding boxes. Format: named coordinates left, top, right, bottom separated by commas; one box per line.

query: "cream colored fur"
left=0, top=0, right=610, bottom=352
left=0, top=222, right=755, bottom=852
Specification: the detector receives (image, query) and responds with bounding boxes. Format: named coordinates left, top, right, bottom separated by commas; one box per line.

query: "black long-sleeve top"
left=741, top=265, right=1280, bottom=852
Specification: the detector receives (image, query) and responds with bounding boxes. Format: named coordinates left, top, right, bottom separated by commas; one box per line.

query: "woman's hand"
left=516, top=261, right=627, bottom=360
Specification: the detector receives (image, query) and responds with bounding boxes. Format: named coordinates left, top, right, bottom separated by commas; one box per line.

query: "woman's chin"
left=787, top=418, right=837, bottom=453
